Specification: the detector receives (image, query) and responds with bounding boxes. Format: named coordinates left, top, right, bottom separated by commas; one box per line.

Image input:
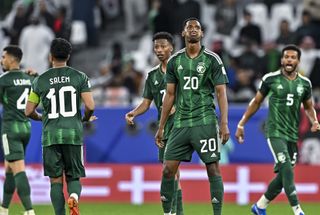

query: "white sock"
left=256, top=195, right=270, bottom=209
left=164, top=213, right=170, bottom=215
left=292, top=204, right=303, bottom=215
left=70, top=193, right=79, bottom=202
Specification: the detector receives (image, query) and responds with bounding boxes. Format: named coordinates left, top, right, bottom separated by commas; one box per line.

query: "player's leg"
left=267, top=138, right=304, bottom=215
left=64, top=145, right=85, bottom=215
left=175, top=169, right=184, bottom=215
left=162, top=127, right=191, bottom=215
left=1, top=161, right=15, bottom=212
left=43, top=145, right=66, bottom=215
left=3, top=132, right=34, bottom=213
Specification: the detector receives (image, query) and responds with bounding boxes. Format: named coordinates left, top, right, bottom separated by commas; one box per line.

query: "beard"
left=283, top=63, right=297, bottom=73
left=188, top=37, right=200, bottom=43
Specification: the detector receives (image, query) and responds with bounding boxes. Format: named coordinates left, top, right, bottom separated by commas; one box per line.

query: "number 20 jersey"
left=31, top=66, right=91, bottom=147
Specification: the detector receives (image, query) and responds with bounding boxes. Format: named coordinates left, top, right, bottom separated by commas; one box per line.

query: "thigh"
left=2, top=132, right=28, bottom=161
left=61, top=145, right=86, bottom=179
left=43, top=145, right=64, bottom=177
left=164, top=127, right=193, bottom=162
left=191, top=124, right=220, bottom=164
left=268, top=138, right=294, bottom=172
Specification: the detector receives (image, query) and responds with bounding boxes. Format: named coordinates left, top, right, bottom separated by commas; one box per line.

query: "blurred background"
left=0, top=0, right=320, bottom=207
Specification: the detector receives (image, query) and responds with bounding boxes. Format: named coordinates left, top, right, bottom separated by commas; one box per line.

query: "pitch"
left=9, top=202, right=320, bottom=215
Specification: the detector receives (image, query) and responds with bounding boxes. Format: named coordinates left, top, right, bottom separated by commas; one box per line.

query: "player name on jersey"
left=13, top=79, right=32, bottom=86
left=49, top=76, right=70, bottom=85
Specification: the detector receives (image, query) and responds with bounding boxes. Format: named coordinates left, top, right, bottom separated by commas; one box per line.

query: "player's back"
left=33, top=66, right=90, bottom=146
left=0, top=70, right=33, bottom=123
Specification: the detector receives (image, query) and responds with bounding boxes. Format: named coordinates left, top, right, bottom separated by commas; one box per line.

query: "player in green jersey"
left=125, top=32, right=184, bottom=215
left=0, top=45, right=35, bottom=215
left=155, top=18, right=230, bottom=215
left=235, top=44, right=320, bottom=215
left=25, top=38, right=95, bottom=215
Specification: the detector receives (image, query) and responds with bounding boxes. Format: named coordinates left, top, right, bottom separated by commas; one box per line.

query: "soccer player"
left=0, top=45, right=35, bottom=215
left=155, top=18, right=230, bottom=215
left=25, top=38, right=95, bottom=215
left=125, top=32, right=184, bottom=215
left=235, top=44, right=319, bottom=215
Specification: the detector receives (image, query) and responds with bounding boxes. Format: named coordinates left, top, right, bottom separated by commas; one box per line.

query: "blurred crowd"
left=1, top=0, right=320, bottom=107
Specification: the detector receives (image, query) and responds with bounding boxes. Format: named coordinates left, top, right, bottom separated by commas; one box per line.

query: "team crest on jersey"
left=196, top=62, right=206, bottom=74
left=297, top=84, right=304, bottom=96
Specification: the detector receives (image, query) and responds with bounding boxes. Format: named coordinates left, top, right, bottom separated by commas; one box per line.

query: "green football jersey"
left=166, top=47, right=229, bottom=128
left=0, top=70, right=33, bottom=132
left=143, top=64, right=174, bottom=140
left=31, top=66, right=91, bottom=147
left=259, top=70, right=312, bottom=142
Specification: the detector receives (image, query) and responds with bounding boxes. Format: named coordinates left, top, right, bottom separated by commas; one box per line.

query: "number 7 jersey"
left=31, top=66, right=91, bottom=147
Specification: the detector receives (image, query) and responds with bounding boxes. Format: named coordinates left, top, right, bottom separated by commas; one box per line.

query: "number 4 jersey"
left=30, top=66, right=91, bottom=147
left=0, top=70, right=34, bottom=132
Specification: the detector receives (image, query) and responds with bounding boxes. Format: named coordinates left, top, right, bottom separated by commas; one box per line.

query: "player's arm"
left=155, top=83, right=175, bottom=147
left=235, top=91, right=265, bottom=143
left=125, top=98, right=152, bottom=125
left=303, top=98, right=320, bottom=132
left=215, top=84, right=230, bottom=144
left=81, top=91, right=95, bottom=122
left=25, top=91, right=42, bottom=121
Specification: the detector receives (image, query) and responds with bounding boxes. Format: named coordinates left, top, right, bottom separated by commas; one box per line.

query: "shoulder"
left=167, top=48, right=186, bottom=64
left=298, top=73, right=312, bottom=88
left=203, top=48, right=223, bottom=65
left=0, top=72, right=11, bottom=79
left=146, top=64, right=160, bottom=76
left=262, top=70, right=281, bottom=82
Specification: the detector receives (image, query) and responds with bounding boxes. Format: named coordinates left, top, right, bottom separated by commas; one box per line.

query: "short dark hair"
left=183, top=17, right=200, bottom=29
left=282, top=44, right=301, bottom=60
left=50, top=38, right=72, bottom=61
left=3, top=45, right=23, bottom=62
left=152, top=32, right=174, bottom=46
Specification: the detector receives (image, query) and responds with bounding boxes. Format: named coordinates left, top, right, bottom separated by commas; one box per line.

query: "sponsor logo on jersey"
left=196, top=62, right=206, bottom=74
left=211, top=153, right=217, bottom=158
left=177, top=65, right=183, bottom=71
left=160, top=195, right=168, bottom=202
left=277, top=84, right=283, bottom=90
left=154, top=80, right=159, bottom=85
left=297, top=84, right=304, bottom=96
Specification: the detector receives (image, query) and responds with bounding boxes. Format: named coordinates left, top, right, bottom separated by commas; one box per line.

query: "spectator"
left=19, top=17, right=54, bottom=74
left=214, top=0, right=238, bottom=36
left=276, top=19, right=294, bottom=45
left=238, top=9, right=262, bottom=46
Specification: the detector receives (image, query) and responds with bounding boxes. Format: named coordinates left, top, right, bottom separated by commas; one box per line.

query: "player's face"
left=281, top=50, right=300, bottom=73
left=0, top=51, right=11, bottom=71
left=153, top=39, right=173, bottom=62
left=182, top=20, right=203, bottom=44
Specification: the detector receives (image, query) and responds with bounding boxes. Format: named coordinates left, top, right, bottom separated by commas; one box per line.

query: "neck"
left=186, top=42, right=201, bottom=59
left=282, top=69, right=297, bottom=80
left=52, top=61, right=67, bottom=68
left=160, top=60, right=168, bottom=73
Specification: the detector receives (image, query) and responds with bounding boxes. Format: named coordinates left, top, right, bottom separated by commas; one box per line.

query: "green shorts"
left=159, top=115, right=174, bottom=162
left=43, top=144, right=86, bottom=179
left=267, top=137, right=298, bottom=172
left=164, top=124, right=220, bottom=164
left=2, top=129, right=30, bottom=162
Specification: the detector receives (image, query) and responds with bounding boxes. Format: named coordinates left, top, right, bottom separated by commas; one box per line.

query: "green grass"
left=8, top=202, right=320, bottom=215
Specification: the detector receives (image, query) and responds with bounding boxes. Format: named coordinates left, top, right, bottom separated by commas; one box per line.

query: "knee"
left=162, top=166, right=175, bottom=178
left=206, top=162, right=221, bottom=177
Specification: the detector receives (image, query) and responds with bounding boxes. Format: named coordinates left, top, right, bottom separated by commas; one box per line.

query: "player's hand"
left=25, top=68, right=38, bottom=76
left=235, top=125, right=245, bottom=144
left=169, top=106, right=176, bottom=115
left=311, top=121, right=320, bottom=132
left=88, top=115, right=98, bottom=122
left=219, top=123, right=230, bottom=145
left=155, top=128, right=164, bottom=148
left=125, top=111, right=135, bottom=125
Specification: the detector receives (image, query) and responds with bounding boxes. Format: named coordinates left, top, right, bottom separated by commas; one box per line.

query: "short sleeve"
left=80, top=73, right=91, bottom=93
left=211, top=62, right=229, bottom=85
left=142, top=74, right=153, bottom=100
left=165, top=58, right=177, bottom=84
left=258, top=79, right=270, bottom=96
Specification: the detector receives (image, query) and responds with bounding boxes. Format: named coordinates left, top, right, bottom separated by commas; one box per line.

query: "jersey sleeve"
left=165, top=58, right=177, bottom=84
left=29, top=77, right=40, bottom=104
left=211, top=57, right=229, bottom=85
left=142, top=74, right=153, bottom=100
left=303, top=81, right=312, bottom=101
left=258, top=79, right=270, bottom=96
left=80, top=73, right=91, bottom=93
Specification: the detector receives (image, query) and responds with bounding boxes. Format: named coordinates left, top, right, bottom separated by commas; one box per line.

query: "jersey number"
left=183, top=77, right=198, bottom=90
left=17, top=88, right=30, bottom=110
left=200, top=138, right=217, bottom=153
left=160, top=89, right=166, bottom=101
left=286, top=94, right=294, bottom=106
left=46, top=86, right=77, bottom=119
